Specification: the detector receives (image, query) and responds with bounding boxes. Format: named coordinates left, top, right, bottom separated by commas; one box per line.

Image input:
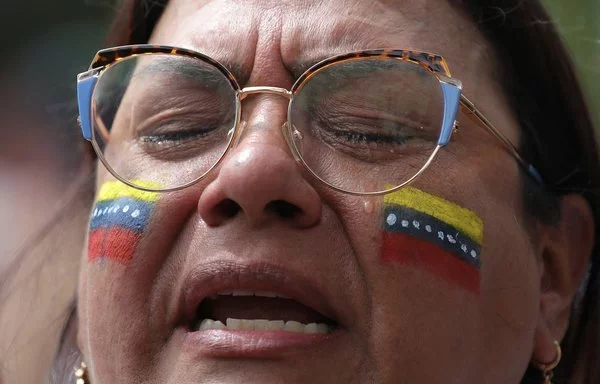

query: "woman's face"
left=78, top=1, right=545, bottom=382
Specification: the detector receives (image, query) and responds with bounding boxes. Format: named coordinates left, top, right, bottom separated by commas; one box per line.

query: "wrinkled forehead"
left=150, top=0, right=493, bottom=87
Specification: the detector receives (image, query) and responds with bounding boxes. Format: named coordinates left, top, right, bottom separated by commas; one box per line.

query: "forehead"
left=151, top=0, right=492, bottom=86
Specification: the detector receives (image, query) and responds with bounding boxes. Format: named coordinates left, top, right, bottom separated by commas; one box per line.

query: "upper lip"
left=179, top=259, right=342, bottom=328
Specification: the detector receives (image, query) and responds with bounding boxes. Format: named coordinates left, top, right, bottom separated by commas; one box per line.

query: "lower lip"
left=182, top=327, right=340, bottom=358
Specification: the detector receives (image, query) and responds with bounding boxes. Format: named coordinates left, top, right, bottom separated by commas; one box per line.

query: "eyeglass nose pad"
left=281, top=121, right=302, bottom=161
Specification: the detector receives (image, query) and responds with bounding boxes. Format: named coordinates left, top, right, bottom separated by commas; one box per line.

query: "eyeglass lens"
left=92, top=53, right=445, bottom=193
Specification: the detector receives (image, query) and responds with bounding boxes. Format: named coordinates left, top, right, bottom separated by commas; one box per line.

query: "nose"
left=197, top=96, right=322, bottom=228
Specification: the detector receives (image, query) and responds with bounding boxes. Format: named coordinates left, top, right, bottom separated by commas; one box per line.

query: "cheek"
left=80, top=180, right=182, bottom=376
left=87, top=180, right=160, bottom=265
left=358, top=186, right=485, bottom=381
left=479, top=203, right=539, bottom=328
left=362, top=185, right=537, bottom=381
left=378, top=186, right=483, bottom=294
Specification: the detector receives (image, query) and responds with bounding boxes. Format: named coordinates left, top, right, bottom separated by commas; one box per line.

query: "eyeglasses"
left=77, top=45, right=544, bottom=194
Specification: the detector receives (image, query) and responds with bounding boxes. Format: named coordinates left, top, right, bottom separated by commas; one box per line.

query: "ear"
left=532, top=194, right=595, bottom=363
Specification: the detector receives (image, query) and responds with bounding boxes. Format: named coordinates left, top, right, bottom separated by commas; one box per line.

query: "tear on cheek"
left=379, top=187, right=484, bottom=294
left=87, top=180, right=159, bottom=265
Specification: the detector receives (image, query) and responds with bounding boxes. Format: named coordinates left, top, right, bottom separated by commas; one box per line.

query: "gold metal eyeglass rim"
left=78, top=45, right=545, bottom=195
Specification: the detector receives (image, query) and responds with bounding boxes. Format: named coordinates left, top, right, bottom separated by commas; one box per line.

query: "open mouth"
left=189, top=290, right=338, bottom=334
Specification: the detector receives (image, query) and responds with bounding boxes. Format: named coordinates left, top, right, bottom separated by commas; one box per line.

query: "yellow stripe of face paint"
left=97, top=180, right=161, bottom=202
left=384, top=187, right=483, bottom=245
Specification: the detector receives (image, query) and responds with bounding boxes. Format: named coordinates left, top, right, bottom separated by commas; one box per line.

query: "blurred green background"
left=546, top=0, right=600, bottom=132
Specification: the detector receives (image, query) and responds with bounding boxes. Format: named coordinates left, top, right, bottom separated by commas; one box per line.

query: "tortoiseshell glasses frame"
left=77, top=44, right=544, bottom=195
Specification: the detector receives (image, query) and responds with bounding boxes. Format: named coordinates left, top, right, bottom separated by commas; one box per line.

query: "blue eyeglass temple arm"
left=438, top=79, right=545, bottom=186
left=438, top=81, right=461, bottom=147
left=77, top=71, right=98, bottom=141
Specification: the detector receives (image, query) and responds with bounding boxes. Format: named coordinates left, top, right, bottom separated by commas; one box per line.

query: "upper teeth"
left=209, top=290, right=290, bottom=299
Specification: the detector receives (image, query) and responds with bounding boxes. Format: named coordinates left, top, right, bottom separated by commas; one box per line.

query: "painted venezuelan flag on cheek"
left=381, top=187, right=484, bottom=294
left=88, top=181, right=160, bottom=264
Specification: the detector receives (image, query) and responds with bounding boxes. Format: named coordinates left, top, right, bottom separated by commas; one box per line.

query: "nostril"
left=266, top=200, right=302, bottom=219
left=215, top=199, right=241, bottom=219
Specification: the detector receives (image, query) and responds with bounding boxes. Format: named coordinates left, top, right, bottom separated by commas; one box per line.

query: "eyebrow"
left=209, top=58, right=252, bottom=86
left=129, top=50, right=347, bottom=87
left=130, top=55, right=248, bottom=86
left=284, top=55, right=332, bottom=79
left=282, top=44, right=397, bottom=80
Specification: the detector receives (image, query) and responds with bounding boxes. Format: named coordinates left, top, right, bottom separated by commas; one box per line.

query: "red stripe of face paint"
left=381, top=232, right=480, bottom=294
left=88, top=228, right=141, bottom=264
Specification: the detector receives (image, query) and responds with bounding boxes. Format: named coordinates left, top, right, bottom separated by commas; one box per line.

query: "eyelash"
left=142, top=128, right=215, bottom=144
left=321, top=125, right=413, bottom=146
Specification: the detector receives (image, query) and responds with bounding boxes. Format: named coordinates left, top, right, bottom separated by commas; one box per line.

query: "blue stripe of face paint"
left=383, top=205, right=481, bottom=269
left=90, top=197, right=153, bottom=231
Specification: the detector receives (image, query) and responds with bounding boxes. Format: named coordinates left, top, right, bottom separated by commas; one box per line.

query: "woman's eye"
left=322, top=125, right=411, bottom=146
left=306, top=113, right=439, bottom=163
left=131, top=114, right=232, bottom=161
left=315, top=115, right=436, bottom=145
left=140, top=119, right=221, bottom=145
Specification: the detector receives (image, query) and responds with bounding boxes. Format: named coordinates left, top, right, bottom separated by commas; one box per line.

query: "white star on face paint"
left=386, top=213, right=397, bottom=226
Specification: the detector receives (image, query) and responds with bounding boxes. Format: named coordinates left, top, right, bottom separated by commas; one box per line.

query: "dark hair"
left=78, top=0, right=600, bottom=382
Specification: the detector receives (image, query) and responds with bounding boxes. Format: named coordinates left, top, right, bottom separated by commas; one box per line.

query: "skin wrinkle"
left=159, top=1, right=258, bottom=86
left=281, top=2, right=416, bottom=76
left=188, top=198, right=372, bottom=375
left=160, top=162, right=369, bottom=368
left=246, top=6, right=287, bottom=88
left=320, top=194, right=377, bottom=382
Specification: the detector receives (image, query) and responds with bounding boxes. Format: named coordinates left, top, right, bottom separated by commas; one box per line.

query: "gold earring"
left=531, top=340, right=562, bottom=384
left=74, top=361, right=89, bottom=384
